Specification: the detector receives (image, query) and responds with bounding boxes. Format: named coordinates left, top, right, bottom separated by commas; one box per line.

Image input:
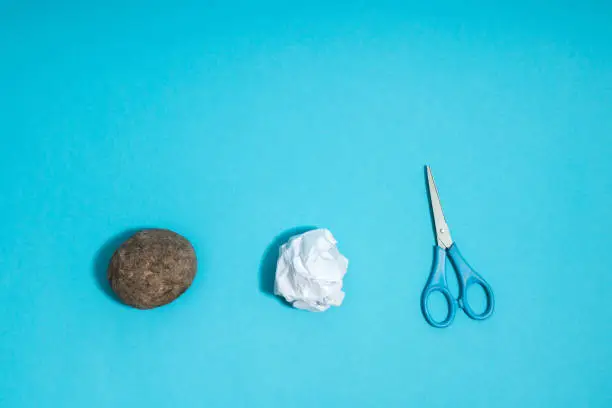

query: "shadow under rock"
left=92, top=228, right=143, bottom=304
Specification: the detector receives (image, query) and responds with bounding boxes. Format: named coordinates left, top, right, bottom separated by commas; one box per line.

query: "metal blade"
left=426, top=166, right=453, bottom=248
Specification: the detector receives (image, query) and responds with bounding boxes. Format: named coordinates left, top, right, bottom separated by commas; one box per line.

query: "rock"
left=108, top=229, right=197, bottom=309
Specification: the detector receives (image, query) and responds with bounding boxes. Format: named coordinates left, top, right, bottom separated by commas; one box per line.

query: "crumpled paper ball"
left=108, top=229, right=197, bottom=309
left=274, top=228, right=349, bottom=312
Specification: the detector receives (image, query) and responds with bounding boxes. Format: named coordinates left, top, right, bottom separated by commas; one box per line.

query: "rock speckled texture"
left=108, top=229, right=197, bottom=309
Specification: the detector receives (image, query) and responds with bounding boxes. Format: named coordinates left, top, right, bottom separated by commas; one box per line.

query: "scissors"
left=421, top=166, right=495, bottom=328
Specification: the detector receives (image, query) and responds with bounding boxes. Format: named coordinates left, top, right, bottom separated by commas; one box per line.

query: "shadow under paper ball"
left=259, top=226, right=316, bottom=304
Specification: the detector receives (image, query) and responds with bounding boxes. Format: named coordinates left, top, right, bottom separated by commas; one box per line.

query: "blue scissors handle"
left=420, top=247, right=457, bottom=328
left=421, top=245, right=495, bottom=328
left=447, top=244, right=495, bottom=321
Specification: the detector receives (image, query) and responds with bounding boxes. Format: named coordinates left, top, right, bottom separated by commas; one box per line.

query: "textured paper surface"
left=274, top=228, right=349, bottom=312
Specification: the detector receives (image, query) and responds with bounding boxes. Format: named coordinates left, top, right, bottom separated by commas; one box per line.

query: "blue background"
left=1, top=2, right=611, bottom=407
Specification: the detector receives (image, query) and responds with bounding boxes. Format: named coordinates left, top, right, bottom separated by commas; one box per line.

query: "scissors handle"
left=447, top=244, right=495, bottom=321
left=421, top=246, right=457, bottom=328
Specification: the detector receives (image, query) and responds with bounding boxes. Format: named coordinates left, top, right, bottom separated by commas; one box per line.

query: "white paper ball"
left=274, top=228, right=349, bottom=312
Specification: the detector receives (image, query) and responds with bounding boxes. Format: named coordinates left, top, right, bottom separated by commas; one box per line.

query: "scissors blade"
left=426, top=166, right=453, bottom=249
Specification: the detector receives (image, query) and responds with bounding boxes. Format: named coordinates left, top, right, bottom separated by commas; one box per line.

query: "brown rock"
left=108, top=229, right=197, bottom=309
